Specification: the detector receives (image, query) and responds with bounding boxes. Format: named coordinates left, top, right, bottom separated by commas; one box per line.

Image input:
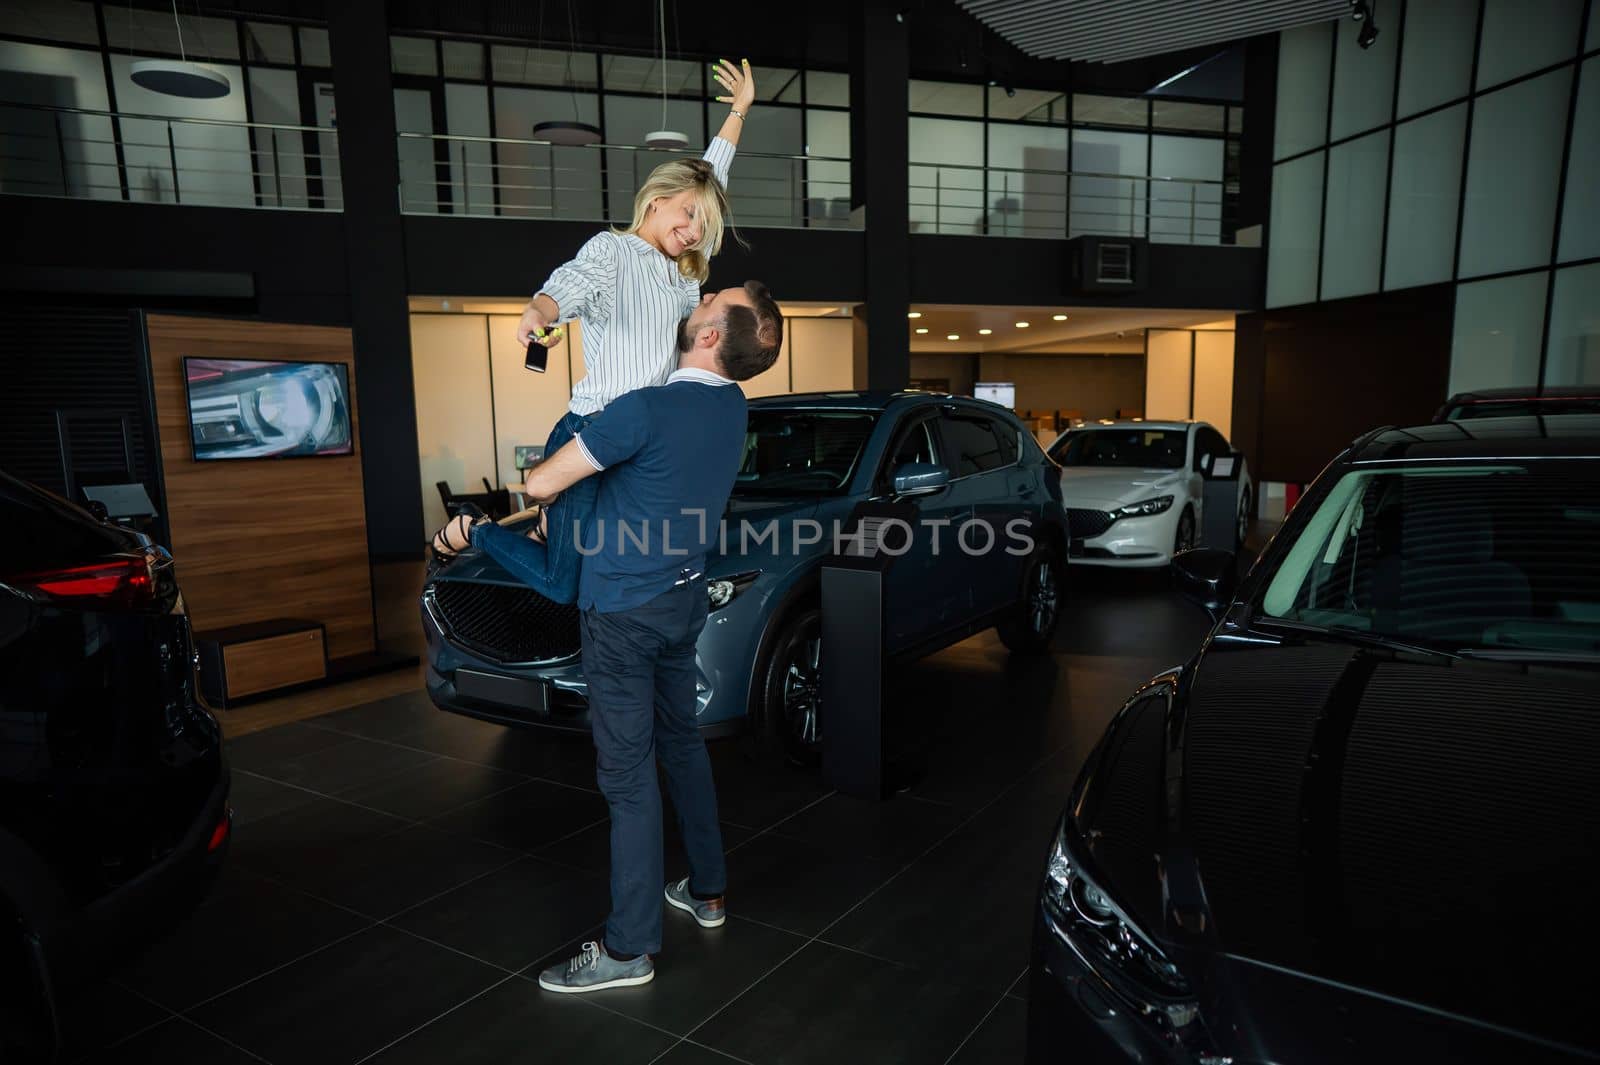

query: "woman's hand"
left=713, top=58, right=755, bottom=115
left=517, top=294, right=564, bottom=348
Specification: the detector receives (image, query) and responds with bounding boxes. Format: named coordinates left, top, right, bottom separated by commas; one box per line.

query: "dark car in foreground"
left=424, top=391, right=1069, bottom=760
left=1028, top=415, right=1600, bottom=1063
left=1, top=471, right=229, bottom=1060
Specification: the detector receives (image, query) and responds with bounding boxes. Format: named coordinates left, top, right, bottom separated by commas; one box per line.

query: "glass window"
left=734, top=411, right=877, bottom=496
left=1072, top=93, right=1147, bottom=129
left=110, top=53, right=252, bottom=206
left=1229, top=106, right=1245, bottom=134
left=1321, top=129, right=1389, bottom=300
left=909, top=79, right=983, bottom=116
left=1152, top=101, right=1226, bottom=133
left=988, top=124, right=1068, bottom=238
left=0, top=1, right=99, bottom=45
left=1055, top=428, right=1189, bottom=469
left=443, top=82, right=491, bottom=216
left=1544, top=263, right=1600, bottom=386
left=105, top=9, right=239, bottom=61
left=1459, top=68, right=1573, bottom=278
left=442, top=41, right=483, bottom=80
left=1151, top=135, right=1224, bottom=244
left=941, top=415, right=1008, bottom=476
left=0, top=41, right=116, bottom=200
left=248, top=67, right=307, bottom=207
left=492, top=86, right=602, bottom=222
left=602, top=93, right=706, bottom=213
left=910, top=117, right=984, bottom=234
left=243, top=22, right=295, bottom=65
left=602, top=54, right=700, bottom=96
left=1385, top=105, right=1467, bottom=291
left=990, top=87, right=1066, bottom=123
left=1590, top=0, right=1599, bottom=52
left=492, top=46, right=596, bottom=88
left=806, top=109, right=851, bottom=226
left=1449, top=271, right=1548, bottom=394
left=1477, top=0, right=1584, bottom=90
left=1560, top=58, right=1600, bottom=263
left=888, top=417, right=940, bottom=473
left=1397, top=0, right=1476, bottom=117
left=1070, top=129, right=1149, bottom=237
left=1267, top=151, right=1325, bottom=309
left=394, top=87, right=436, bottom=213
left=806, top=71, right=849, bottom=108
left=1258, top=465, right=1600, bottom=658
left=726, top=105, right=804, bottom=227
left=990, top=419, right=1020, bottom=465
left=760, top=68, right=801, bottom=103
left=390, top=36, right=437, bottom=77
left=1330, top=7, right=1397, bottom=140
left=298, top=27, right=330, bottom=68
left=1275, top=21, right=1333, bottom=160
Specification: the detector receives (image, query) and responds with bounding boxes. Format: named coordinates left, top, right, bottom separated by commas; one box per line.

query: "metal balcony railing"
left=394, top=131, right=856, bottom=230
left=0, top=101, right=343, bottom=211
left=909, top=161, right=1236, bottom=244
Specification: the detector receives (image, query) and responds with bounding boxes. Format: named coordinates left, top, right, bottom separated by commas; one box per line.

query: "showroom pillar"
left=329, top=0, right=425, bottom=560
left=849, top=0, right=911, bottom=391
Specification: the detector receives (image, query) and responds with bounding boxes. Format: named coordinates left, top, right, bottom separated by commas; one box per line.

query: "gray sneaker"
left=665, top=878, right=726, bottom=928
left=537, top=941, right=654, bottom=994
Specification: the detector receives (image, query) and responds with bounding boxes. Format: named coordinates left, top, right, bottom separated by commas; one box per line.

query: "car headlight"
left=707, top=571, right=761, bottom=611
left=1112, top=495, right=1174, bottom=520
left=1043, top=820, right=1198, bottom=1029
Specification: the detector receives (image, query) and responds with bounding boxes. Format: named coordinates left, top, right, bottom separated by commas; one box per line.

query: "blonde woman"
left=431, top=59, right=757, bottom=604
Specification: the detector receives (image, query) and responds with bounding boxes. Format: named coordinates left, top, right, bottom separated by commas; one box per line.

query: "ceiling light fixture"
left=129, top=1, right=232, bottom=98
left=1015, top=321, right=1030, bottom=328
left=915, top=327, right=929, bottom=334
left=979, top=328, right=992, bottom=335
left=644, top=0, right=689, bottom=148
left=1052, top=313, right=1068, bottom=320
left=907, top=311, right=922, bottom=318
left=532, top=1, right=602, bottom=145
left=947, top=334, right=960, bottom=340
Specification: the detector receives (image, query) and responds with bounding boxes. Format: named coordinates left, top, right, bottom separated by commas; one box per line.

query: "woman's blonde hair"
left=621, top=157, right=732, bottom=284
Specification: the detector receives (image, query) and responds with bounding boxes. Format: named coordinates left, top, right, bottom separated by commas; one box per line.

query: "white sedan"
left=1045, top=420, right=1252, bottom=568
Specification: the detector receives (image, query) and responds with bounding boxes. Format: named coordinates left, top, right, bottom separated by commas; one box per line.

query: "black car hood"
left=1076, top=630, right=1600, bottom=1057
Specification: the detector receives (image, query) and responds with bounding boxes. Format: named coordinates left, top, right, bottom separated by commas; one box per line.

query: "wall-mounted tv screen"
left=184, top=357, right=354, bottom=461
left=974, top=381, right=1016, bottom=410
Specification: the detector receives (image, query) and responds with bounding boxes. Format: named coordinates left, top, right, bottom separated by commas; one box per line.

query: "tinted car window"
left=1056, top=429, right=1187, bottom=469
left=734, top=411, right=878, bottom=496
left=1259, top=464, right=1600, bottom=656
left=2, top=471, right=136, bottom=576
left=1194, top=426, right=1229, bottom=471
left=941, top=415, right=1008, bottom=477
left=990, top=419, right=1020, bottom=466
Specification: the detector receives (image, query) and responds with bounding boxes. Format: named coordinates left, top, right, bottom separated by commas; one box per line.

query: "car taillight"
left=208, top=810, right=232, bottom=852
left=9, top=555, right=157, bottom=607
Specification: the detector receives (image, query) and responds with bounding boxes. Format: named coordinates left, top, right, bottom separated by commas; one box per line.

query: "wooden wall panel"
left=146, top=314, right=375, bottom=659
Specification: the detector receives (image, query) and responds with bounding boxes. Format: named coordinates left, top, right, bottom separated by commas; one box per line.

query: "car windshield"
left=1443, top=397, right=1600, bottom=420
left=1258, top=463, right=1600, bottom=659
left=732, top=410, right=879, bottom=497
left=1054, top=428, right=1186, bottom=469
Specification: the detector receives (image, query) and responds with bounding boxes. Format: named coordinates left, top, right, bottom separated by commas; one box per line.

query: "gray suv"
left=421, top=391, right=1069, bottom=761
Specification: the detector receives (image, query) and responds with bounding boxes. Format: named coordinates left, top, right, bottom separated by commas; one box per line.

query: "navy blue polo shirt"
left=573, top=368, right=748, bottom=613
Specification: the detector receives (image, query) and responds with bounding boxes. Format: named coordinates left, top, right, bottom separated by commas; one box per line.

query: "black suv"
left=1029, top=415, right=1600, bottom=1064
left=1, top=470, right=229, bottom=1059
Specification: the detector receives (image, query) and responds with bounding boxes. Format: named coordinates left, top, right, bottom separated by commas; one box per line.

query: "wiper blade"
left=1252, top=618, right=1461, bottom=660
left=1455, top=647, right=1600, bottom=666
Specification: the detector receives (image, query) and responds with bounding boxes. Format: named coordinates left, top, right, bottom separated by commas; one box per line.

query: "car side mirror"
left=1172, top=548, right=1237, bottom=618
left=892, top=462, right=950, bottom=496
left=1198, top=452, right=1212, bottom=473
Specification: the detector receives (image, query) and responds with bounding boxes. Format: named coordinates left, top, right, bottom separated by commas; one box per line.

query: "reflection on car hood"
left=1057, top=467, right=1184, bottom=508
left=1076, top=632, right=1600, bottom=1056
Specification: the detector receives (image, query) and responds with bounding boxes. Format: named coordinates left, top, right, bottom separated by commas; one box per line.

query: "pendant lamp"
left=532, top=2, right=601, bottom=146
left=129, top=1, right=232, bottom=98
left=644, top=0, right=687, bottom=149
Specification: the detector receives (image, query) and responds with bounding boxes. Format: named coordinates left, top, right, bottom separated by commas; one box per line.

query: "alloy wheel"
left=780, top=633, right=822, bottom=747
left=1029, top=559, right=1059, bottom=636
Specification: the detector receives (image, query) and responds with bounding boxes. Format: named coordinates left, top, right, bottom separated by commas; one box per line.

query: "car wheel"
left=754, top=606, right=823, bottom=766
left=0, top=903, right=57, bottom=1063
left=1236, top=487, right=1252, bottom=550
left=997, top=545, right=1063, bottom=655
left=1174, top=507, right=1196, bottom=557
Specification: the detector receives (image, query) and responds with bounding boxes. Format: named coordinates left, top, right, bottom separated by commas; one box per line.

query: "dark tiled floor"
left=72, top=568, right=1210, bottom=1065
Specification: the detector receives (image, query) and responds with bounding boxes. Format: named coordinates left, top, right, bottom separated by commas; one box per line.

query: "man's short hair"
left=718, top=281, right=784, bottom=382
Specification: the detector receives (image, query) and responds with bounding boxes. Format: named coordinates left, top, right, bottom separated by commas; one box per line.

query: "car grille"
left=431, top=580, right=580, bottom=663
left=1066, top=508, right=1116, bottom=539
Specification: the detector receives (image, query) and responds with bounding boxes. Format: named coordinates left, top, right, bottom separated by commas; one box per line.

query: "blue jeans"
left=580, top=578, right=724, bottom=957
left=470, top=411, right=596, bottom=605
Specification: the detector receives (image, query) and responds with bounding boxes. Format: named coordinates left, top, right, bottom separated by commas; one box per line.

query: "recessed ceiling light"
left=947, top=334, right=960, bottom=340
left=1052, top=314, right=1068, bottom=321
left=978, top=328, right=992, bottom=335
left=907, top=311, right=922, bottom=319
left=915, top=327, right=929, bottom=334
left=1015, top=321, right=1030, bottom=328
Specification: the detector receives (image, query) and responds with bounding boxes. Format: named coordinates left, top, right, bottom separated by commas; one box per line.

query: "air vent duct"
left=1068, top=236, right=1148, bottom=294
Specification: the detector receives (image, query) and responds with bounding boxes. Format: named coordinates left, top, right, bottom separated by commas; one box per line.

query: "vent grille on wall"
left=1097, top=243, right=1135, bottom=285
left=1068, top=236, right=1148, bottom=294
left=0, top=306, right=161, bottom=514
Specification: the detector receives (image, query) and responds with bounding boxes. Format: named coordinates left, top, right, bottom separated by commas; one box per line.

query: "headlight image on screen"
left=185, top=358, right=354, bottom=460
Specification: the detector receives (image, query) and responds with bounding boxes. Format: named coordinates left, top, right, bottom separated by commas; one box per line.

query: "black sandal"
left=430, top=508, right=487, bottom=562
left=526, top=504, right=548, bottom=545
